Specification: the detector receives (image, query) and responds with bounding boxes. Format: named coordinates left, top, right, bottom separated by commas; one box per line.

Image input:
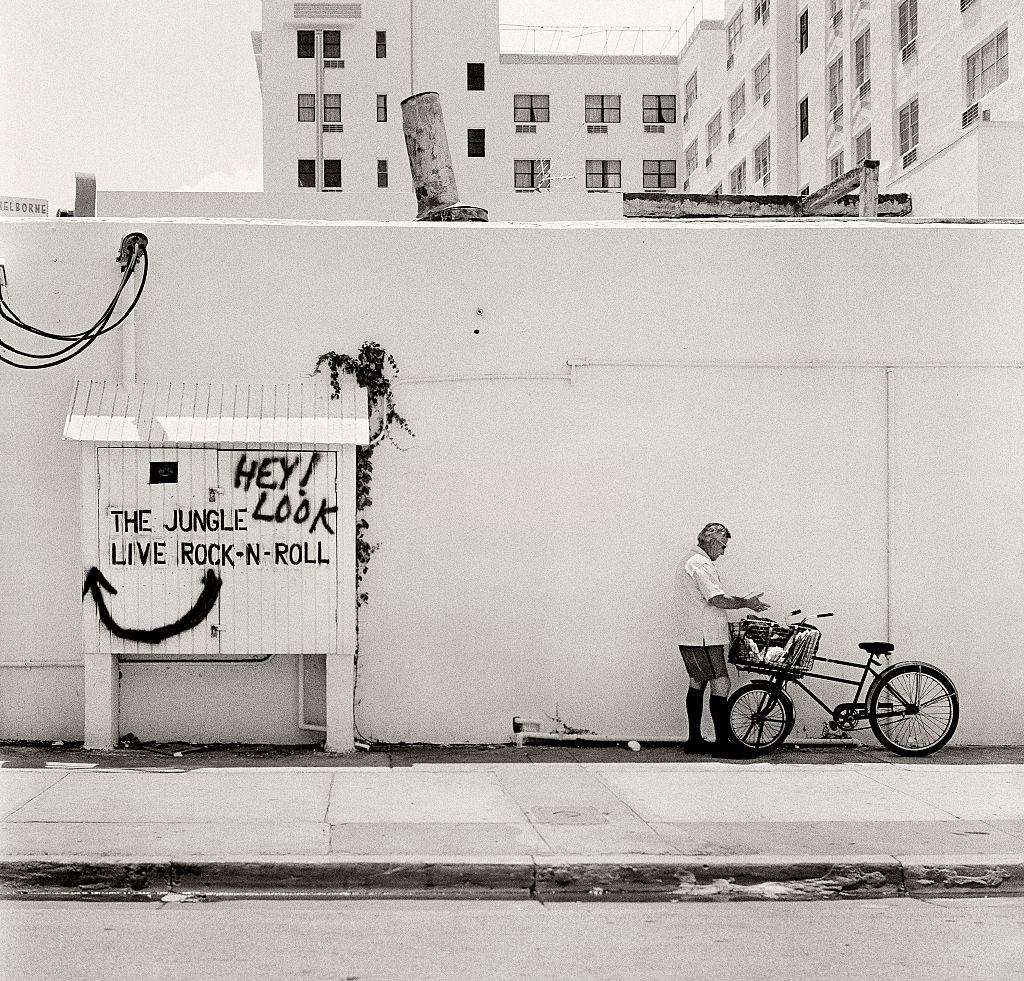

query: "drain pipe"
left=400, top=92, right=487, bottom=221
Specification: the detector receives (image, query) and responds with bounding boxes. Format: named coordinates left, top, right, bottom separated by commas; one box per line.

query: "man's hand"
left=746, top=592, right=770, bottom=613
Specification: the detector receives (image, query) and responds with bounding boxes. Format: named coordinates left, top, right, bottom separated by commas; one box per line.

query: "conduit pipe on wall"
left=886, top=367, right=895, bottom=644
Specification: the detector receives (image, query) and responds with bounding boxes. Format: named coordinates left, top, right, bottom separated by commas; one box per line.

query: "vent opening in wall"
left=587, top=124, right=608, bottom=134
left=763, top=91, right=771, bottom=106
left=705, top=155, right=712, bottom=168
left=832, top=104, right=844, bottom=124
left=859, top=80, right=871, bottom=101
left=324, top=59, right=345, bottom=69
left=645, top=124, right=665, bottom=133
left=902, top=40, right=916, bottom=62
left=726, top=55, right=734, bottom=70
left=516, top=124, right=537, bottom=133
left=903, top=148, right=917, bottom=168
left=962, top=103, right=979, bottom=128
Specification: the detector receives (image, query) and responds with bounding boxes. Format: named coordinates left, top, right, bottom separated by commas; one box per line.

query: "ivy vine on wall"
left=314, top=342, right=413, bottom=608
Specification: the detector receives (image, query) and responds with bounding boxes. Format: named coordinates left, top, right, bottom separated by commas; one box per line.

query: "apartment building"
left=253, top=0, right=1022, bottom=204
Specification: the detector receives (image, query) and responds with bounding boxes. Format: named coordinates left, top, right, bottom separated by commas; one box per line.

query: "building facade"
left=253, top=0, right=1023, bottom=201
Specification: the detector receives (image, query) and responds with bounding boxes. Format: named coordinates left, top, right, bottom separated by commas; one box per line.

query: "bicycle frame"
left=737, top=650, right=889, bottom=728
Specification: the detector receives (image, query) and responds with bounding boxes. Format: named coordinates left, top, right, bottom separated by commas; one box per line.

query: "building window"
left=298, top=93, right=315, bottom=122
left=854, top=127, right=872, bottom=165
left=585, top=159, right=621, bottom=190
left=323, top=30, right=341, bottom=60
left=376, top=30, right=387, bottom=58
left=685, top=140, right=698, bottom=177
left=514, top=159, right=552, bottom=190
left=754, top=136, right=770, bottom=184
left=467, top=62, right=485, bottom=91
left=754, top=54, right=771, bottom=101
left=323, top=94, right=341, bottom=123
left=707, top=110, right=722, bottom=150
left=514, top=94, right=550, bottom=123
left=966, top=29, right=1009, bottom=105
left=898, top=1, right=917, bottom=52
left=377, top=159, right=388, bottom=188
left=800, top=185, right=810, bottom=196
left=298, top=159, right=315, bottom=187
left=644, top=159, right=677, bottom=189
left=854, top=29, right=871, bottom=90
left=729, top=160, right=747, bottom=194
left=799, top=97, right=809, bottom=139
left=829, top=151, right=844, bottom=180
left=712, top=182, right=723, bottom=195
left=899, top=98, right=919, bottom=156
left=585, top=95, right=621, bottom=123
left=323, top=159, right=341, bottom=189
left=799, top=8, right=809, bottom=54
left=468, top=128, right=485, bottom=157
left=644, top=94, right=677, bottom=124
left=377, top=94, right=387, bottom=122
left=754, top=0, right=770, bottom=23
left=297, top=30, right=314, bottom=58
left=829, top=0, right=842, bottom=27
left=684, top=73, right=698, bottom=112
left=828, top=55, right=843, bottom=113
left=729, top=83, right=746, bottom=128
left=727, top=9, right=744, bottom=59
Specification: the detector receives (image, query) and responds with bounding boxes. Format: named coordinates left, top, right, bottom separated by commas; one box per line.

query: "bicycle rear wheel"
left=867, top=662, right=959, bottom=756
left=727, top=681, right=795, bottom=756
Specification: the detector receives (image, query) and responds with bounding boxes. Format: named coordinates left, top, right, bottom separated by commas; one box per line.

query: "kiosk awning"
left=64, top=378, right=370, bottom=445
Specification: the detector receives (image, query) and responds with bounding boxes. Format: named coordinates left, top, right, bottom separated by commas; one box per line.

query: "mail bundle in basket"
left=728, top=617, right=820, bottom=673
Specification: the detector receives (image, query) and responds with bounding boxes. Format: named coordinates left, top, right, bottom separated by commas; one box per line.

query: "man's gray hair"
left=697, top=522, right=731, bottom=547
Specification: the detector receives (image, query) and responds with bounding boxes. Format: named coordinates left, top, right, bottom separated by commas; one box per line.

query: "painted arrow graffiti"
left=82, top=567, right=222, bottom=644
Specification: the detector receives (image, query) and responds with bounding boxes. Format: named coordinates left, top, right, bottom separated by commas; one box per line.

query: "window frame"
left=514, top=94, right=550, bottom=123
left=854, top=127, right=872, bottom=165
left=684, top=73, right=698, bottom=112
left=298, top=93, right=315, bottom=122
left=898, top=0, right=918, bottom=51
left=323, top=93, right=342, bottom=123
left=376, top=30, right=387, bottom=59
left=377, top=94, right=388, bottom=123
left=514, top=158, right=552, bottom=191
left=898, top=98, right=919, bottom=155
left=727, top=9, right=744, bottom=57
left=753, top=136, right=771, bottom=183
left=966, top=29, right=1009, bottom=106
left=729, top=159, right=747, bottom=194
left=323, top=158, right=341, bottom=189
left=585, top=94, right=622, bottom=124
left=829, top=150, right=845, bottom=181
left=799, top=8, right=809, bottom=53
left=685, top=139, right=699, bottom=177
left=585, top=159, right=621, bottom=190
left=377, top=159, right=389, bottom=189
left=827, top=55, right=844, bottom=112
left=467, top=128, right=486, bottom=158
left=467, top=62, right=485, bottom=91
left=754, top=0, right=770, bottom=24
left=753, top=54, right=771, bottom=100
left=644, top=159, right=677, bottom=189
left=323, top=30, right=341, bottom=60
left=707, top=110, right=722, bottom=150
left=799, top=96, right=809, bottom=140
left=854, top=29, right=871, bottom=89
left=297, top=30, right=314, bottom=58
left=728, top=83, right=747, bottom=128
left=643, top=94, right=676, bottom=124
left=298, top=159, right=316, bottom=188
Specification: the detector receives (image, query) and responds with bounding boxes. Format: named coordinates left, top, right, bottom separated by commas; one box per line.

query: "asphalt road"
left=3, top=897, right=1022, bottom=980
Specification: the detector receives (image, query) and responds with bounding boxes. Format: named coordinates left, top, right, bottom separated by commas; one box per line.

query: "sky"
left=0, top=1, right=717, bottom=212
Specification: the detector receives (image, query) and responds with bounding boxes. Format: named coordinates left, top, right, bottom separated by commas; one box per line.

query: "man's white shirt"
left=676, top=545, right=730, bottom=647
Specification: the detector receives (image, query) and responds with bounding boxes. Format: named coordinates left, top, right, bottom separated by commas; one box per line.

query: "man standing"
left=676, top=522, right=769, bottom=755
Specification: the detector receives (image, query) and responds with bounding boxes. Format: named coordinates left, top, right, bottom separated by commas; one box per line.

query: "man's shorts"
left=679, top=644, right=728, bottom=685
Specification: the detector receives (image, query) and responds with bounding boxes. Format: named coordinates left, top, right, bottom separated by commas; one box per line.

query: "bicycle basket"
left=729, top=617, right=819, bottom=673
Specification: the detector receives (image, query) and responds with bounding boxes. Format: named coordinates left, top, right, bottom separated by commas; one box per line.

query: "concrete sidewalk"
left=2, top=746, right=1023, bottom=901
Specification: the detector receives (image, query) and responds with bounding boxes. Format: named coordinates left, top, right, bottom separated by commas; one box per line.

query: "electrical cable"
left=0, top=235, right=148, bottom=370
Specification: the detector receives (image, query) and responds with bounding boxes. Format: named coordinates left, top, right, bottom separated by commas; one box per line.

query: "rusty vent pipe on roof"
left=401, top=92, right=487, bottom=221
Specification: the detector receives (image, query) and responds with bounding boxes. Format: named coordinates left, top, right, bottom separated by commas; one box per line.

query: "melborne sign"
left=0, top=196, right=49, bottom=216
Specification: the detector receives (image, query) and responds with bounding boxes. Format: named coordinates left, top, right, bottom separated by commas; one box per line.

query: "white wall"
left=2, top=216, right=1024, bottom=745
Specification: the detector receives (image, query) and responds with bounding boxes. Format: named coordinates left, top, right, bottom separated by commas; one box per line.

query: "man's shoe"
left=712, top=741, right=746, bottom=759
left=683, top=738, right=715, bottom=755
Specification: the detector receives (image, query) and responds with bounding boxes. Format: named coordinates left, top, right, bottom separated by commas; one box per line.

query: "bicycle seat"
left=859, top=642, right=894, bottom=656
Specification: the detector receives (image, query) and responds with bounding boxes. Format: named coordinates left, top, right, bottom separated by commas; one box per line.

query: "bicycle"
left=725, top=612, right=960, bottom=757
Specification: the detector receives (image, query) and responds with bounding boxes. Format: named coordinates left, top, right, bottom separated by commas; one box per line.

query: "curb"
left=2, top=855, right=1022, bottom=902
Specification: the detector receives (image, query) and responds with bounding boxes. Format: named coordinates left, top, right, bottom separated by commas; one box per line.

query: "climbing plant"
left=314, top=342, right=412, bottom=607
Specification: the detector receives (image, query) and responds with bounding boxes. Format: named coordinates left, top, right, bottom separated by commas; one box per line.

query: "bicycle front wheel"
left=867, top=662, right=959, bottom=756
left=727, top=681, right=795, bottom=756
